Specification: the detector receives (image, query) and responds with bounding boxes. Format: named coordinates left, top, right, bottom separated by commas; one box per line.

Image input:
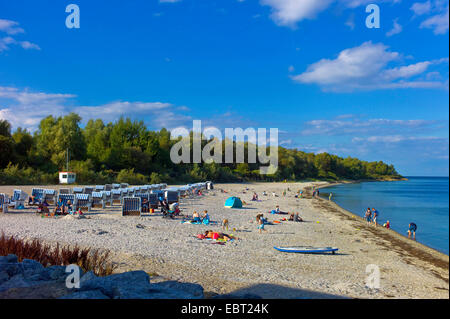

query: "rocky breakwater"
left=0, top=254, right=204, bottom=299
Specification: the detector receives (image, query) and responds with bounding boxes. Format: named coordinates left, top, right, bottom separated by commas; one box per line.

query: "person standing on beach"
left=364, top=208, right=372, bottom=225
left=329, top=192, right=333, bottom=201
left=408, top=222, right=417, bottom=240
left=372, top=208, right=379, bottom=227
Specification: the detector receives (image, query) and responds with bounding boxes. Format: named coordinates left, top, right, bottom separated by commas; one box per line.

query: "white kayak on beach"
left=273, top=246, right=339, bottom=254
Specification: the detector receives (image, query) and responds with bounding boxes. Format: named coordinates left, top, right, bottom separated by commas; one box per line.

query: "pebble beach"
left=0, top=182, right=448, bottom=299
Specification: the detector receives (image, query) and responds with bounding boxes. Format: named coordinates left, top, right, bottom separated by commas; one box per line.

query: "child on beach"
left=258, top=218, right=267, bottom=233
left=202, top=210, right=210, bottom=225
left=222, top=219, right=229, bottom=231
left=192, top=211, right=201, bottom=223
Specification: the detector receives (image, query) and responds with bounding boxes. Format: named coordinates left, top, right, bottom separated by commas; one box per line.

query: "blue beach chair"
left=122, top=197, right=141, bottom=216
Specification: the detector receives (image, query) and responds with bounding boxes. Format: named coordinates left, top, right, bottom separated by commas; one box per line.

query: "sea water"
left=321, top=177, right=449, bottom=255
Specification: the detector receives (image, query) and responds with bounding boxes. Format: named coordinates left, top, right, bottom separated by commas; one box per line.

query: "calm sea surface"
left=320, top=177, right=449, bottom=255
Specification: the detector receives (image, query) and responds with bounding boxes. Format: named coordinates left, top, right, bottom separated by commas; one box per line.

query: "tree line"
left=0, top=114, right=402, bottom=185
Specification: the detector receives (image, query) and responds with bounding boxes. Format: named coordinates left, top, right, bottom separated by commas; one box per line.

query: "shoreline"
left=0, top=182, right=448, bottom=298
left=314, top=181, right=449, bottom=258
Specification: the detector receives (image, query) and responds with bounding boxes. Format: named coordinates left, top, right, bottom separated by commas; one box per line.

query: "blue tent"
left=224, top=197, right=243, bottom=208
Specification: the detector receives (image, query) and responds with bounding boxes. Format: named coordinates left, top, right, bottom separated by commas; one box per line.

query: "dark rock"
left=4, top=255, right=18, bottom=263
left=47, top=266, right=68, bottom=281
left=0, top=274, right=30, bottom=292
left=80, top=270, right=150, bottom=298
left=22, top=259, right=44, bottom=277
left=0, top=271, right=9, bottom=285
left=60, top=289, right=110, bottom=299
left=151, top=281, right=204, bottom=299
left=79, top=271, right=97, bottom=285
left=0, top=263, right=24, bottom=277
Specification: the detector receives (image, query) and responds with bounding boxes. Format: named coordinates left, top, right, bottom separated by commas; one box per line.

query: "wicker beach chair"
left=111, top=189, right=122, bottom=205
left=103, top=191, right=112, bottom=206
left=75, top=194, right=92, bottom=212
left=95, top=185, right=105, bottom=192
left=43, top=189, right=57, bottom=204
left=59, top=188, right=71, bottom=195
left=57, top=194, right=75, bottom=211
left=148, top=193, right=159, bottom=209
left=30, top=188, right=45, bottom=205
left=112, top=183, right=121, bottom=190
left=83, top=186, right=94, bottom=196
left=0, top=193, right=9, bottom=213
left=165, top=190, right=179, bottom=204
left=105, top=184, right=112, bottom=191
left=91, top=192, right=106, bottom=209
left=10, top=189, right=27, bottom=209
left=72, top=187, right=83, bottom=195
left=120, top=183, right=129, bottom=189
left=122, top=197, right=141, bottom=216
left=134, top=193, right=150, bottom=212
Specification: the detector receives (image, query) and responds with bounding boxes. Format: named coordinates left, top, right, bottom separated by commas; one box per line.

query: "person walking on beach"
left=408, top=222, right=417, bottom=240
left=372, top=208, right=379, bottom=227
left=258, top=218, right=267, bottom=233
left=364, top=208, right=372, bottom=225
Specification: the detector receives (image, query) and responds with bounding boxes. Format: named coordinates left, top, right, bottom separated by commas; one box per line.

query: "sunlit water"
left=321, top=177, right=449, bottom=255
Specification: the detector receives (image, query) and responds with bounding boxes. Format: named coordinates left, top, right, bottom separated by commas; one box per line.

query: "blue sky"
left=0, top=0, right=449, bottom=176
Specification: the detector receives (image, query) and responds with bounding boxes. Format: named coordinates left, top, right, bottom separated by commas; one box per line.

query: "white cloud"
left=386, top=19, right=402, bottom=37
left=420, top=5, right=449, bottom=34
left=301, top=117, right=441, bottom=136
left=411, top=1, right=432, bottom=15
left=292, top=41, right=448, bottom=91
left=260, top=0, right=334, bottom=27
left=0, top=19, right=24, bottom=35
left=345, top=14, right=355, bottom=30
left=0, top=18, right=40, bottom=52
left=0, top=86, right=192, bottom=131
left=260, top=0, right=400, bottom=27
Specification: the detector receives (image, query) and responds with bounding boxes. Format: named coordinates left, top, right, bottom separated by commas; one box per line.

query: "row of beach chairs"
left=1, top=181, right=213, bottom=217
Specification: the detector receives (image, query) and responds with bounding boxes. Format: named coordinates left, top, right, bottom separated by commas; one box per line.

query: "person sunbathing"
left=251, top=193, right=259, bottom=201
left=204, top=230, right=233, bottom=241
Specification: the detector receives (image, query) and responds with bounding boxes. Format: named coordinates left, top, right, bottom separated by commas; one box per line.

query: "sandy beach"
left=0, top=182, right=448, bottom=299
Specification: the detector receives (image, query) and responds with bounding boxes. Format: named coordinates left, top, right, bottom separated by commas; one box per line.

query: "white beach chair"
left=91, top=192, right=106, bottom=209
left=0, top=193, right=9, bottom=213
left=43, top=189, right=57, bottom=204
left=75, top=193, right=92, bottom=212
